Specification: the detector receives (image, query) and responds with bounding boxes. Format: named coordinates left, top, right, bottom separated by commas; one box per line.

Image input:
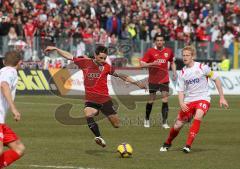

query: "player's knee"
left=13, top=143, right=26, bottom=156
left=113, top=124, right=120, bottom=128
left=84, top=107, right=99, bottom=118
left=112, top=118, right=120, bottom=128
left=17, top=143, right=26, bottom=156
left=85, top=113, right=92, bottom=118
left=194, top=111, right=205, bottom=120
left=174, top=121, right=184, bottom=130
left=84, top=110, right=95, bottom=118
left=113, top=122, right=120, bottom=128
left=173, top=125, right=180, bottom=130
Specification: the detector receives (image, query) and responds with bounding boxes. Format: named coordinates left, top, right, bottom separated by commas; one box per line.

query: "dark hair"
left=95, top=45, right=108, bottom=55
left=4, top=51, right=22, bottom=66
left=153, top=33, right=164, bottom=41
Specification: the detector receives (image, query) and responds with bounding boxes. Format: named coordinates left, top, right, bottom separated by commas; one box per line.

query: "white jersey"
left=0, top=66, right=18, bottom=124
left=176, top=62, right=218, bottom=103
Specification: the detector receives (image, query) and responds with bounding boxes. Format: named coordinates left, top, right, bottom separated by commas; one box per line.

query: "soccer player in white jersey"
left=160, top=46, right=229, bottom=153
left=0, top=51, right=25, bottom=168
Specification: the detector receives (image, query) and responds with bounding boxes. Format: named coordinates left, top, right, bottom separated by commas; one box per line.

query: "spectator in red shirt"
left=23, top=17, right=36, bottom=48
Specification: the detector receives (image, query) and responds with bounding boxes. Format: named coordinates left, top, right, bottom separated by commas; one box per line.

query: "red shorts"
left=177, top=100, right=210, bottom=122
left=0, top=124, right=19, bottom=145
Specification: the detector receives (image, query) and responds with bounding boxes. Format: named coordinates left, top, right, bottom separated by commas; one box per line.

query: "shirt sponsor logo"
left=186, top=78, right=200, bottom=85
left=87, top=73, right=100, bottom=79
left=156, top=59, right=166, bottom=63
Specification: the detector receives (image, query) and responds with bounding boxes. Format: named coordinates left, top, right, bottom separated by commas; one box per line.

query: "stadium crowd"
left=0, top=0, right=239, bottom=68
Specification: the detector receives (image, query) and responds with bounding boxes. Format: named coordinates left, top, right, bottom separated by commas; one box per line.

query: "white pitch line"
left=14, top=164, right=99, bottom=169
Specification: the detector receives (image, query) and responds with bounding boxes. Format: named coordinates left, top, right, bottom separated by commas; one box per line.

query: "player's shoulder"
left=0, top=67, right=17, bottom=82
left=164, top=47, right=173, bottom=52
left=73, top=56, right=91, bottom=61
left=0, top=66, right=17, bottom=75
left=163, top=47, right=174, bottom=57
left=103, top=62, right=112, bottom=70
left=144, top=47, right=154, bottom=53
left=194, top=62, right=201, bottom=67
left=73, top=57, right=93, bottom=67
left=180, top=66, right=186, bottom=76
left=195, top=62, right=209, bottom=70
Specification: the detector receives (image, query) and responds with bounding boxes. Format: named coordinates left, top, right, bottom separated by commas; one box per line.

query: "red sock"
left=0, top=149, right=20, bottom=168
left=166, top=127, right=180, bottom=145
left=186, top=119, right=201, bottom=147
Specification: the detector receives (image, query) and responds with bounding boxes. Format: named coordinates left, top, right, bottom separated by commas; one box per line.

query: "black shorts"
left=149, top=83, right=169, bottom=93
left=85, top=100, right=117, bottom=116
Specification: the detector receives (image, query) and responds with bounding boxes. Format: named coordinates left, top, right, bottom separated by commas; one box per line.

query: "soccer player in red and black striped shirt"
left=140, top=33, right=177, bottom=129
left=45, top=45, right=146, bottom=147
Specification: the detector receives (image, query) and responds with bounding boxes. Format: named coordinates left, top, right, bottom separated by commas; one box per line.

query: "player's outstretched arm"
left=112, top=72, right=147, bottom=89
left=1, top=82, right=21, bottom=121
left=139, top=61, right=159, bottom=68
left=44, top=46, right=74, bottom=60
left=214, top=78, right=229, bottom=109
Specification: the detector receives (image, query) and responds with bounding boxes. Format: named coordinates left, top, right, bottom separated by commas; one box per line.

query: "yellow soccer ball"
left=117, top=143, right=133, bottom=158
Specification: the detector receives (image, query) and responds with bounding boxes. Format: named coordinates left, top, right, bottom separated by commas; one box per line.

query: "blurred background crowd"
left=0, top=0, right=239, bottom=69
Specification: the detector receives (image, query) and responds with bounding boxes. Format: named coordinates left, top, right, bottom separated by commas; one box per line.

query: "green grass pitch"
left=7, top=95, right=240, bottom=169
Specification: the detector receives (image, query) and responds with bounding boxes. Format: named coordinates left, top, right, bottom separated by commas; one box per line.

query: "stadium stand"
left=0, top=0, right=239, bottom=68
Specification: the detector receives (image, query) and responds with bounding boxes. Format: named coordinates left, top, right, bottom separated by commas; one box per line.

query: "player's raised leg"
left=100, top=99, right=120, bottom=128
left=84, top=106, right=106, bottom=147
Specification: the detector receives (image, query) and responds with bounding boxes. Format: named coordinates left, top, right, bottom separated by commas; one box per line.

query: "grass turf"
left=6, top=95, right=240, bottom=169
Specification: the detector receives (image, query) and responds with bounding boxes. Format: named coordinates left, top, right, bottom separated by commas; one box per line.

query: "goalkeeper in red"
left=160, top=46, right=229, bottom=153
left=45, top=45, right=146, bottom=148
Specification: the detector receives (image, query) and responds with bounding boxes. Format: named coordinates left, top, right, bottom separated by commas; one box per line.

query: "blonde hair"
left=182, top=45, right=196, bottom=58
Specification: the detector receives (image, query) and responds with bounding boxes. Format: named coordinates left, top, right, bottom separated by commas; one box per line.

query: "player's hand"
left=219, top=97, right=229, bottom=109
left=12, top=107, right=21, bottom=122
left=151, top=60, right=160, bottom=66
left=172, top=72, right=177, bottom=81
left=180, top=103, right=189, bottom=112
left=44, top=46, right=57, bottom=53
left=136, top=81, right=147, bottom=90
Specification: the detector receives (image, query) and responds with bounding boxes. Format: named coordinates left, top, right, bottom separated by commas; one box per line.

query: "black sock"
left=145, top=103, right=153, bottom=120
left=162, top=102, right=169, bottom=124
left=86, top=117, right=101, bottom=137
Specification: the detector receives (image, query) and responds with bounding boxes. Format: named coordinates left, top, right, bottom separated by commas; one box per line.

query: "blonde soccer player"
left=160, top=46, right=229, bottom=153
